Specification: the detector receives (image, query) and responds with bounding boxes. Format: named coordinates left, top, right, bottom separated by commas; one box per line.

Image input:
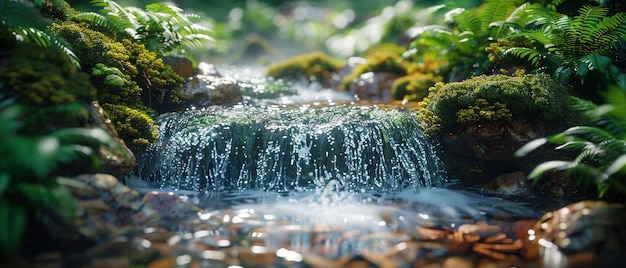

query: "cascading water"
left=126, top=76, right=554, bottom=267
left=135, top=104, right=445, bottom=193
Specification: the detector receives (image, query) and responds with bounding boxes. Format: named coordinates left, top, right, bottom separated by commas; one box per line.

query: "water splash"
left=135, top=104, right=444, bottom=192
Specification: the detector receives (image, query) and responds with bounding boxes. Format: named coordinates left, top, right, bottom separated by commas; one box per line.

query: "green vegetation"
left=71, top=0, right=214, bottom=61
left=417, top=73, right=571, bottom=136
left=0, top=99, right=114, bottom=254
left=0, top=42, right=95, bottom=106
left=52, top=21, right=183, bottom=152
left=405, top=0, right=533, bottom=80
left=265, top=52, right=344, bottom=87
left=390, top=72, right=442, bottom=101
left=502, top=5, right=626, bottom=101
left=516, top=87, right=626, bottom=198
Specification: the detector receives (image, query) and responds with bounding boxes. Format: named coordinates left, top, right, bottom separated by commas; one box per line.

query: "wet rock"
left=528, top=201, right=626, bottom=256
left=85, top=101, right=136, bottom=177
left=196, top=61, right=220, bottom=76
left=533, top=170, right=581, bottom=199
left=442, top=120, right=545, bottom=161
left=329, top=56, right=367, bottom=89
left=183, top=75, right=242, bottom=106
left=162, top=56, right=194, bottom=79
left=350, top=71, right=402, bottom=102
left=483, top=171, right=530, bottom=196
left=54, top=174, right=161, bottom=241
left=143, top=191, right=204, bottom=225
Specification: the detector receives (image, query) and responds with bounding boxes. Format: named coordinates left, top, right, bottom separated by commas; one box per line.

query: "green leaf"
left=0, top=201, right=26, bottom=253
left=528, top=160, right=572, bottom=179
left=604, top=155, right=626, bottom=177
left=514, top=137, right=547, bottom=157
left=0, top=173, right=10, bottom=197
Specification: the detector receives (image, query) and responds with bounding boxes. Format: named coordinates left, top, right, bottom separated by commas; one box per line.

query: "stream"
left=125, top=67, right=567, bottom=267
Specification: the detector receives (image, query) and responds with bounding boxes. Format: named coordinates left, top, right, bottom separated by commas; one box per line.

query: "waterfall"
left=135, top=104, right=444, bottom=192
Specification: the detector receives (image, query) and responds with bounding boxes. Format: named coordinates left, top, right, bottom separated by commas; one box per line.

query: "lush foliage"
left=52, top=21, right=184, bottom=153
left=417, top=73, right=571, bottom=136
left=516, top=86, right=626, bottom=198
left=265, top=52, right=344, bottom=87
left=0, top=99, right=114, bottom=254
left=0, top=0, right=80, bottom=67
left=502, top=5, right=626, bottom=100
left=72, top=0, right=214, bottom=60
left=405, top=0, right=533, bottom=80
left=0, top=42, right=95, bottom=106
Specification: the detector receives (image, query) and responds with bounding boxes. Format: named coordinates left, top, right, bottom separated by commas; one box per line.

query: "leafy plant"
left=0, top=98, right=114, bottom=254
left=72, top=0, right=214, bottom=59
left=503, top=5, right=626, bottom=100
left=516, top=86, right=626, bottom=198
left=405, top=0, right=533, bottom=80
left=0, top=0, right=80, bottom=67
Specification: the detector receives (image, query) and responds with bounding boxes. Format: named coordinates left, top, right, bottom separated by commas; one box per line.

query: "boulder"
left=525, top=201, right=626, bottom=266
left=162, top=56, right=194, bottom=79
left=483, top=171, right=530, bottom=196
left=183, top=75, right=243, bottom=106
left=350, top=71, right=402, bottom=102
left=35, top=174, right=160, bottom=249
left=442, top=120, right=546, bottom=161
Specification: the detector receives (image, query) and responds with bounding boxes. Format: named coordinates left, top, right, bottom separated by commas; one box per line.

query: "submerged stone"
left=135, top=104, right=444, bottom=192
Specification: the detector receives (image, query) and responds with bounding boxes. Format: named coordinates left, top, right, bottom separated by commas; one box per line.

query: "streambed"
left=125, top=71, right=593, bottom=267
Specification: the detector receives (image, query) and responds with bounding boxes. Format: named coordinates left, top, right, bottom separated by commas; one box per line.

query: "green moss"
left=40, top=0, right=74, bottom=21
left=339, top=50, right=421, bottom=91
left=102, top=103, right=158, bottom=153
left=265, top=52, right=344, bottom=86
left=0, top=42, right=95, bottom=106
left=123, top=39, right=185, bottom=107
left=390, top=72, right=442, bottom=101
left=52, top=21, right=185, bottom=153
left=417, top=73, right=572, bottom=136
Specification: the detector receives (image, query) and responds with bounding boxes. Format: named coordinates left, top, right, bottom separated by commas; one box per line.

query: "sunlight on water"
left=162, top=180, right=543, bottom=267
left=135, top=105, right=444, bottom=193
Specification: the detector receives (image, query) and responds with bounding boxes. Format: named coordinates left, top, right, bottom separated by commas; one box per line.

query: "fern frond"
left=453, top=10, right=483, bottom=35
left=90, top=0, right=139, bottom=33
left=553, top=66, right=574, bottom=83
left=562, top=126, right=616, bottom=144
left=589, top=13, right=626, bottom=54
left=504, top=47, right=554, bottom=67
left=479, top=0, right=520, bottom=29
left=70, top=12, right=124, bottom=35
left=572, top=6, right=608, bottom=39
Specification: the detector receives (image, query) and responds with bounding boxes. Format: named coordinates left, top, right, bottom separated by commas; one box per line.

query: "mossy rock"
left=265, top=52, right=344, bottom=86
left=417, top=73, right=572, bottom=137
left=0, top=42, right=95, bottom=106
left=102, top=103, right=158, bottom=154
left=391, top=72, right=442, bottom=101
left=52, top=22, right=184, bottom=113
left=0, top=42, right=95, bottom=133
left=339, top=49, right=421, bottom=91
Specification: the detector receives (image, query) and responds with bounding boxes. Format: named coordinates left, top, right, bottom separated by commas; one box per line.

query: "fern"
left=504, top=5, right=626, bottom=94
left=517, top=86, right=626, bottom=198
left=408, top=0, right=529, bottom=79
left=74, top=0, right=213, bottom=57
left=1, top=0, right=80, bottom=68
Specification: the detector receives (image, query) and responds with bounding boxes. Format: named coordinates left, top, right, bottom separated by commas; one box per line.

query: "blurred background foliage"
left=66, top=0, right=482, bottom=62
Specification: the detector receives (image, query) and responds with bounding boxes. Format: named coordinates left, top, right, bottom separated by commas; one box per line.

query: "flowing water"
left=129, top=72, right=556, bottom=267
